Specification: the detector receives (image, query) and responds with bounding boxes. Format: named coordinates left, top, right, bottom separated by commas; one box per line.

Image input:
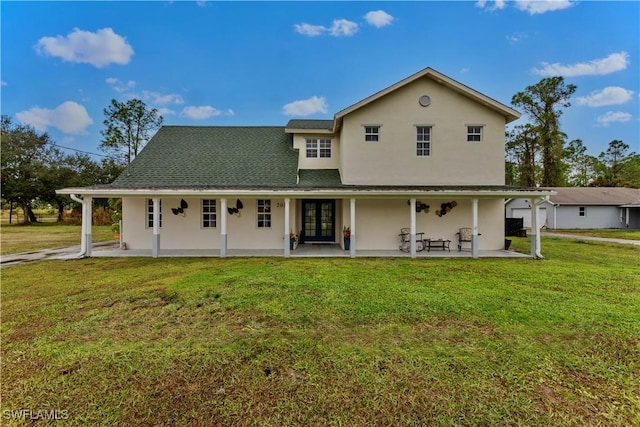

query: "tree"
left=506, top=124, right=539, bottom=186
left=591, top=140, right=639, bottom=188
left=1, top=116, right=56, bottom=223
left=99, top=99, right=163, bottom=165
left=563, top=139, right=599, bottom=187
left=512, top=77, right=577, bottom=187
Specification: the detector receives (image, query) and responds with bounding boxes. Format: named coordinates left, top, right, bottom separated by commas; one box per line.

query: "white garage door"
left=511, top=208, right=547, bottom=228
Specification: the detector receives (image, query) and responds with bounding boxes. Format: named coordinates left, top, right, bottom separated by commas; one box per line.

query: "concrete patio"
left=86, top=242, right=530, bottom=259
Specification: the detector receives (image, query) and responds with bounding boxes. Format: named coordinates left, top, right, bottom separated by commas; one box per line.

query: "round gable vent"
left=419, top=95, right=431, bottom=107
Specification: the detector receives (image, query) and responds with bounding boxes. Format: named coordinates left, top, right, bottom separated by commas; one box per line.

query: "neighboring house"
left=506, top=187, right=640, bottom=229
left=58, top=67, right=554, bottom=258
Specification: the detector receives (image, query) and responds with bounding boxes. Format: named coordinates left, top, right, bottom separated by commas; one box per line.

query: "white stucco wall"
left=342, top=198, right=504, bottom=250
left=122, top=197, right=294, bottom=250
left=292, top=134, right=341, bottom=169
left=338, top=78, right=507, bottom=185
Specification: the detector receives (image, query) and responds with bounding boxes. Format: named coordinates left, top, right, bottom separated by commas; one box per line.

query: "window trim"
left=201, top=199, right=217, bottom=228
left=466, top=125, right=484, bottom=143
left=146, top=199, right=162, bottom=228
left=305, top=138, right=332, bottom=158
left=257, top=199, right=272, bottom=228
left=363, top=125, right=381, bottom=142
left=415, top=125, right=433, bottom=157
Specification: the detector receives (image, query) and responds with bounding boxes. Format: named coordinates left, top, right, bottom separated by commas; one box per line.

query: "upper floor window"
left=202, top=199, right=216, bottom=228
left=364, top=126, right=380, bottom=142
left=147, top=199, right=162, bottom=228
left=416, top=126, right=431, bottom=157
left=257, top=199, right=272, bottom=228
left=306, top=139, right=332, bottom=158
left=467, top=125, right=483, bottom=142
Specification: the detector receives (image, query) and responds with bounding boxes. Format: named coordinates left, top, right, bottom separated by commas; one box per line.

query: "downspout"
left=70, top=194, right=88, bottom=257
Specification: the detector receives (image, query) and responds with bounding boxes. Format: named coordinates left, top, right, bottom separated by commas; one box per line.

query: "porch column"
left=220, top=198, right=227, bottom=257
left=284, top=198, right=291, bottom=258
left=410, top=198, right=417, bottom=258
left=531, top=197, right=543, bottom=259
left=84, top=196, right=93, bottom=257
left=471, top=198, right=479, bottom=259
left=152, top=197, right=160, bottom=258
left=350, top=198, right=356, bottom=258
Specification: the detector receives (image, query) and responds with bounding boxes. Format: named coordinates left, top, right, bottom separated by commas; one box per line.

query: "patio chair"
left=398, top=228, right=425, bottom=252
left=457, top=227, right=472, bottom=252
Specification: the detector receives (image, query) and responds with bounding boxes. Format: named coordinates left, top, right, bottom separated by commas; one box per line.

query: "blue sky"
left=1, top=1, right=638, bottom=160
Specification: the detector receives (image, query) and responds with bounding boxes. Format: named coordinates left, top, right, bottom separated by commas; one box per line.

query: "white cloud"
left=282, top=96, right=328, bottom=116
left=35, top=27, right=134, bottom=68
left=293, top=23, right=326, bottom=37
left=596, top=111, right=632, bottom=127
left=140, top=90, right=184, bottom=106
left=514, top=0, right=575, bottom=15
left=294, top=18, right=359, bottom=37
left=16, top=101, right=93, bottom=134
left=532, top=51, right=629, bottom=77
left=330, top=19, right=359, bottom=37
left=364, top=10, right=394, bottom=28
left=576, top=87, right=634, bottom=107
left=506, top=32, right=527, bottom=44
left=0, top=80, right=7, bottom=87
left=475, top=0, right=507, bottom=12
left=156, top=108, right=177, bottom=116
left=181, top=106, right=234, bottom=120
left=106, top=77, right=136, bottom=93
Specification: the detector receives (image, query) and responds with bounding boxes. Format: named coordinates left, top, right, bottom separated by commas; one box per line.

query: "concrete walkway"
left=541, top=231, right=640, bottom=246
left=0, top=241, right=118, bottom=268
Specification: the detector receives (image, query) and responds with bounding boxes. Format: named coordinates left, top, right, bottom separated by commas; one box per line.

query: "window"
left=257, top=199, right=271, bottom=228
left=202, top=199, right=216, bottom=228
left=579, top=207, right=586, bottom=217
left=364, top=126, right=380, bottom=142
left=306, top=139, right=332, bottom=158
left=146, top=199, right=162, bottom=228
left=416, top=126, right=431, bottom=156
left=467, top=126, right=483, bottom=142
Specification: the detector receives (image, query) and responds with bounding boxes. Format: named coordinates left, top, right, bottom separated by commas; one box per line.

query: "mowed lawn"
left=1, top=223, right=113, bottom=255
left=2, top=238, right=639, bottom=426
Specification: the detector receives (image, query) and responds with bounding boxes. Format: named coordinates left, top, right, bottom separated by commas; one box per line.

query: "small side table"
left=425, top=239, right=451, bottom=252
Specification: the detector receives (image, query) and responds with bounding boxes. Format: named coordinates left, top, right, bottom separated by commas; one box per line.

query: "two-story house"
left=58, top=67, right=554, bottom=258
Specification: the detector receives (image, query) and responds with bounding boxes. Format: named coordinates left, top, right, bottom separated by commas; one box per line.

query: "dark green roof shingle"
left=285, top=119, right=333, bottom=130
left=111, top=126, right=299, bottom=189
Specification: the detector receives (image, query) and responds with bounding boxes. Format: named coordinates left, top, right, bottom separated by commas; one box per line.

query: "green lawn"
left=0, top=223, right=113, bottom=255
left=2, top=237, right=639, bottom=426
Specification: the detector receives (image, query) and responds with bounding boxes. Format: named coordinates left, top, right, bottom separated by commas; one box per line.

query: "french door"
left=302, top=200, right=335, bottom=242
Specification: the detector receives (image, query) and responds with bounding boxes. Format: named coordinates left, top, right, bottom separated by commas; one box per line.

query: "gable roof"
left=110, top=126, right=299, bottom=189
left=285, top=119, right=333, bottom=132
left=333, top=67, right=521, bottom=128
left=548, top=187, right=640, bottom=206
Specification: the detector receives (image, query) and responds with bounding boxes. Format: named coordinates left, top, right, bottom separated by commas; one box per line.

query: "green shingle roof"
left=111, top=126, right=299, bottom=189
left=285, top=119, right=333, bottom=130
left=297, top=169, right=346, bottom=188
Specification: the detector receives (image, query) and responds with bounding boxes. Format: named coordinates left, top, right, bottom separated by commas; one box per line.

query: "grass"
left=0, top=223, right=113, bottom=255
left=2, top=237, right=639, bottom=426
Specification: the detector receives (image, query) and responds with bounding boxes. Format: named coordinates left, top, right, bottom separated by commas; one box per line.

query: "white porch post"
left=531, top=197, right=543, bottom=259
left=152, top=198, right=160, bottom=258
left=84, top=196, right=93, bottom=257
left=220, top=198, right=227, bottom=257
left=471, top=198, right=479, bottom=259
left=284, top=198, right=291, bottom=257
left=410, top=198, right=417, bottom=258
left=350, top=198, right=356, bottom=258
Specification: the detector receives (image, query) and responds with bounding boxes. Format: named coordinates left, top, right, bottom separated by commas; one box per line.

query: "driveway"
left=541, top=231, right=640, bottom=246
